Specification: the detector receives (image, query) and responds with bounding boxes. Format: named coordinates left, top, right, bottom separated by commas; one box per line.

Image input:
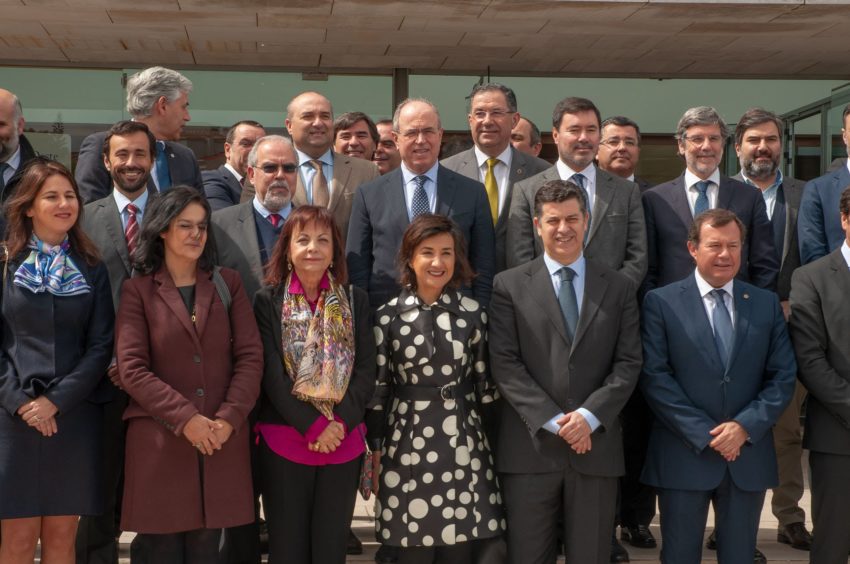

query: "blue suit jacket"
left=640, top=274, right=796, bottom=492
left=797, top=164, right=850, bottom=265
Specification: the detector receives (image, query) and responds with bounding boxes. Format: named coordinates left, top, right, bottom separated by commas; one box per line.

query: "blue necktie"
left=410, top=175, right=430, bottom=218
left=558, top=267, right=579, bottom=341
left=711, top=289, right=734, bottom=366
left=155, top=141, right=172, bottom=192
left=694, top=180, right=710, bottom=216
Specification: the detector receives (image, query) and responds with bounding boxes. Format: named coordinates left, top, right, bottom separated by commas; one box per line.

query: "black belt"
left=394, top=380, right=475, bottom=402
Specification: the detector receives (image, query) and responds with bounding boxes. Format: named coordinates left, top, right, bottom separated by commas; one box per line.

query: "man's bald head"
left=0, top=89, right=25, bottom=162
left=285, top=91, right=334, bottom=158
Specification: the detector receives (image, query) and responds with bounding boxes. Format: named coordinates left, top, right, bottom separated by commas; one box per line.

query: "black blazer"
left=346, top=165, right=497, bottom=308
left=75, top=131, right=203, bottom=204
left=642, top=174, right=779, bottom=294
left=203, top=165, right=242, bottom=211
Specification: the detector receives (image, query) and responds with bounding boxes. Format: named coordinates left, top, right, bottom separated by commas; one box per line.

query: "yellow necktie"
left=485, top=157, right=499, bottom=225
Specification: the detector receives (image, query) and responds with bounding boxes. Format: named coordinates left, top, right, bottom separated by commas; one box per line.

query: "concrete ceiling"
left=2, top=0, right=850, bottom=78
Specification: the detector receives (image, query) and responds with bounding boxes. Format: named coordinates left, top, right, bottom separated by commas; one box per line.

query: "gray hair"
left=392, top=98, right=442, bottom=132
left=126, top=67, right=193, bottom=118
left=675, top=106, right=730, bottom=142
left=11, top=94, right=23, bottom=123
left=247, top=135, right=294, bottom=167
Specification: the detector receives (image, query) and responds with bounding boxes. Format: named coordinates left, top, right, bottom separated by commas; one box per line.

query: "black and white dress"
left=370, top=289, right=505, bottom=548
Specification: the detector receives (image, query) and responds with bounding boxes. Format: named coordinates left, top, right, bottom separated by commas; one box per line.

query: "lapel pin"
left=743, top=293, right=750, bottom=299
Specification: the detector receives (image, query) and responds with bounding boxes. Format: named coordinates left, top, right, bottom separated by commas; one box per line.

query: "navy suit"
left=203, top=165, right=242, bottom=211
left=346, top=165, right=496, bottom=309
left=642, top=175, right=779, bottom=294
left=797, top=164, right=850, bottom=265
left=640, top=274, right=796, bottom=563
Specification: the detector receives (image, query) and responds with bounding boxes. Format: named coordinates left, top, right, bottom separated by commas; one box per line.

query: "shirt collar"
left=253, top=196, right=292, bottom=220
left=296, top=147, right=333, bottom=167
left=395, top=286, right=465, bottom=316
left=556, top=160, right=596, bottom=185
left=684, top=168, right=721, bottom=190
left=288, top=270, right=331, bottom=296
left=543, top=251, right=586, bottom=281
left=841, top=241, right=850, bottom=269
left=740, top=169, right=783, bottom=193
left=473, top=144, right=513, bottom=170
left=627, top=173, right=635, bottom=182
left=223, top=162, right=243, bottom=182
left=112, top=188, right=149, bottom=214
left=2, top=145, right=21, bottom=171
left=400, top=161, right=439, bottom=187
left=694, top=268, right=734, bottom=298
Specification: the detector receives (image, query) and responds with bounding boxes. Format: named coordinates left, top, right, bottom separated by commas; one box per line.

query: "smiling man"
left=372, top=119, right=401, bottom=176
left=597, top=116, right=651, bottom=193
left=333, top=111, right=379, bottom=161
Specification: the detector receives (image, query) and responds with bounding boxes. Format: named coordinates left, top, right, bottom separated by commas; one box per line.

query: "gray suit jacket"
left=76, top=131, right=203, bottom=204
left=203, top=165, right=242, bottom=211
left=82, top=195, right=134, bottom=313
left=790, top=249, right=850, bottom=455
left=489, top=257, right=641, bottom=475
left=506, top=165, right=647, bottom=287
left=441, top=146, right=550, bottom=273
left=211, top=201, right=265, bottom=300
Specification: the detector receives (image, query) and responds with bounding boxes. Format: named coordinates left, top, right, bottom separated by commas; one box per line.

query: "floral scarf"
left=281, top=272, right=355, bottom=420
left=13, top=234, right=91, bottom=296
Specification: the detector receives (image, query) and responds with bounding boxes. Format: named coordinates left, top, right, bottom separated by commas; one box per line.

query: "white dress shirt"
left=473, top=144, right=512, bottom=216
left=556, top=160, right=597, bottom=214
left=684, top=168, right=721, bottom=216
left=1, top=146, right=21, bottom=186
left=694, top=268, right=736, bottom=331
left=224, top=162, right=244, bottom=184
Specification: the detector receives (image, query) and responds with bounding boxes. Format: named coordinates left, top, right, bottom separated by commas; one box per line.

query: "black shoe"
left=611, top=535, right=630, bottom=563
left=258, top=520, right=269, bottom=555
left=706, top=530, right=717, bottom=550
left=754, top=547, right=766, bottom=564
left=778, top=522, right=813, bottom=551
left=347, top=529, right=363, bottom=555
left=621, top=524, right=657, bottom=549
left=707, top=532, right=766, bottom=563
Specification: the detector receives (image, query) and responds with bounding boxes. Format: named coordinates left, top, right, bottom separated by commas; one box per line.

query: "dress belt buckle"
left=439, top=383, right=455, bottom=401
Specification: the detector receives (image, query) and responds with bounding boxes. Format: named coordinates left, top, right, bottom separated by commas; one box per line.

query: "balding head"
left=285, top=92, right=334, bottom=158
left=0, top=89, right=25, bottom=162
left=393, top=98, right=444, bottom=174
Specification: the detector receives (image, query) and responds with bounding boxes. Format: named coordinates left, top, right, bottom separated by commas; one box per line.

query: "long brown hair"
left=3, top=158, right=100, bottom=265
left=264, top=205, right=347, bottom=287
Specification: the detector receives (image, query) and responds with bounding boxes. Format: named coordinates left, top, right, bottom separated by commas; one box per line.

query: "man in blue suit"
left=640, top=208, right=796, bottom=564
left=797, top=103, right=850, bottom=265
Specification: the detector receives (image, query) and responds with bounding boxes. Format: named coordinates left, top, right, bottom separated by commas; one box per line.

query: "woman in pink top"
left=253, top=205, right=375, bottom=564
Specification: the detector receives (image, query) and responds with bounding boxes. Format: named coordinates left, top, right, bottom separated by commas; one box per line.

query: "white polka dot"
left=388, top=495, right=399, bottom=508
left=460, top=297, right=479, bottom=311
left=442, top=415, right=457, bottom=435
left=422, top=472, right=434, bottom=484
left=382, top=508, right=393, bottom=521
left=488, top=519, right=498, bottom=531
left=412, top=437, right=425, bottom=449
left=456, top=318, right=467, bottom=328
left=408, top=522, right=419, bottom=533
left=423, top=426, right=434, bottom=438
left=455, top=469, right=465, bottom=480
left=384, top=471, right=400, bottom=488
left=397, top=402, right=408, bottom=415
left=441, top=364, right=453, bottom=376
left=408, top=481, right=417, bottom=491
left=426, top=451, right=438, bottom=463
left=413, top=334, right=425, bottom=345
left=409, top=374, right=418, bottom=384
left=401, top=537, right=408, bottom=547
left=489, top=494, right=497, bottom=504
left=456, top=446, right=471, bottom=466
left=459, top=491, right=472, bottom=504
left=399, top=325, right=411, bottom=336
left=379, top=315, right=390, bottom=325
left=391, top=428, right=402, bottom=441
left=404, top=346, right=417, bottom=359
left=441, top=524, right=456, bottom=544
left=441, top=472, right=452, bottom=483
left=442, top=507, right=454, bottom=519
left=392, top=340, right=401, bottom=350
left=436, top=312, right=452, bottom=330
left=456, top=534, right=467, bottom=543
left=422, top=365, right=434, bottom=376
left=377, top=354, right=387, bottom=366
left=374, top=327, right=385, bottom=344
left=400, top=308, right=419, bottom=323
left=471, top=458, right=481, bottom=471
left=410, top=452, right=421, bottom=464
left=456, top=507, right=468, bottom=519
left=431, top=494, right=443, bottom=506
left=474, top=361, right=486, bottom=373
left=446, top=488, right=456, bottom=500
left=400, top=453, right=411, bottom=465
left=422, top=536, right=434, bottom=546
left=501, top=519, right=507, bottom=529
left=452, top=341, right=464, bottom=359
left=409, top=498, right=429, bottom=519
left=382, top=529, right=391, bottom=539
left=486, top=469, right=493, bottom=480
left=405, top=295, right=416, bottom=305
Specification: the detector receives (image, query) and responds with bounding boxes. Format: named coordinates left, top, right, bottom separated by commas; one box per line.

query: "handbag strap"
left=212, top=266, right=231, bottom=313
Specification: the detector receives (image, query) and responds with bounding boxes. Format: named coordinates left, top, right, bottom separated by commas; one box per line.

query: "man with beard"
left=77, top=120, right=156, bottom=564
left=0, top=89, right=38, bottom=217
left=333, top=112, right=379, bottom=161
left=732, top=108, right=812, bottom=551
left=372, top=119, right=401, bottom=175
left=204, top=120, right=266, bottom=211
left=642, top=106, right=778, bottom=295
left=597, top=116, right=652, bottom=193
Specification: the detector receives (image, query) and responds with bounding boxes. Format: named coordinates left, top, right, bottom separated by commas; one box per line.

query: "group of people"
left=0, top=63, right=849, bottom=564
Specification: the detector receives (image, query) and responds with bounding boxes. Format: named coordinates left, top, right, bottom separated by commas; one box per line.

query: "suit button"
left=195, top=388, right=204, bottom=397
left=723, top=376, right=730, bottom=383
left=193, top=355, right=201, bottom=364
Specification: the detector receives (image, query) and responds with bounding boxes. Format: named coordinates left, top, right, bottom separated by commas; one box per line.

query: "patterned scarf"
left=13, top=234, right=91, bottom=296
left=280, top=272, right=355, bottom=420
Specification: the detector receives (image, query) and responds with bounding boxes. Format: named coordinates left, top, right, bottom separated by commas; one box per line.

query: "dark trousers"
left=501, top=468, right=617, bottom=564
left=657, top=471, right=764, bottom=564
left=226, top=408, right=262, bottom=564
left=259, top=440, right=360, bottom=564
left=130, top=529, right=226, bottom=564
left=394, top=537, right=502, bottom=564
left=810, top=451, right=850, bottom=563
left=618, top=390, right=656, bottom=528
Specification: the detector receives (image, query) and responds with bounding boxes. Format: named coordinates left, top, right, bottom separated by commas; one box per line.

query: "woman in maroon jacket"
left=116, top=186, right=263, bottom=564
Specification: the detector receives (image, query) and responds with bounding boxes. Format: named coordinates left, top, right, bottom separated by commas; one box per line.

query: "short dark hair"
left=601, top=116, right=642, bottom=143
left=102, top=120, right=156, bottom=159
left=397, top=214, right=474, bottom=291
left=688, top=209, right=747, bottom=246
left=520, top=117, right=541, bottom=146
left=468, top=83, right=517, bottom=113
left=552, top=97, right=601, bottom=130
left=225, top=120, right=264, bottom=145
left=734, top=108, right=783, bottom=147
left=133, top=186, right=215, bottom=275
left=840, top=185, right=850, bottom=217
left=675, top=106, right=730, bottom=142
left=333, top=112, right=379, bottom=145
left=533, top=179, right=587, bottom=218
left=843, top=104, right=850, bottom=128
left=376, top=119, right=393, bottom=129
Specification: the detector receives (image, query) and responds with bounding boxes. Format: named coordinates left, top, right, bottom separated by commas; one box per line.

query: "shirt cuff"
left=542, top=412, right=565, bottom=434
left=576, top=408, right=601, bottom=432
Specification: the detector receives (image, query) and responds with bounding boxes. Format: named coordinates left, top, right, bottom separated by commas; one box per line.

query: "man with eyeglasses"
left=597, top=116, right=652, bottom=193
left=442, top=83, right=549, bottom=273
left=641, top=106, right=778, bottom=296
left=204, top=120, right=266, bottom=211
left=346, top=98, right=496, bottom=309
left=507, top=97, right=647, bottom=289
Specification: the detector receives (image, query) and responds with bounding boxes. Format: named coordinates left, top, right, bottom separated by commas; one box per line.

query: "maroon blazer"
left=116, top=266, right=263, bottom=533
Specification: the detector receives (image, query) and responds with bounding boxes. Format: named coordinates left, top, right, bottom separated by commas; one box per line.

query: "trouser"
left=130, top=529, right=226, bottom=564
left=810, top=450, right=850, bottom=563
left=771, top=381, right=807, bottom=527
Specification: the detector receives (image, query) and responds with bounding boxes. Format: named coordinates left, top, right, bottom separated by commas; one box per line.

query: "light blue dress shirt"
left=113, top=189, right=149, bottom=231
left=252, top=196, right=292, bottom=221
left=400, top=161, right=439, bottom=219
left=296, top=148, right=334, bottom=204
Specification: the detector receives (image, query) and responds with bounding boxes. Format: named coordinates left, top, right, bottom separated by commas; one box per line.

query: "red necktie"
left=125, top=203, right=140, bottom=257
left=268, top=213, right=282, bottom=229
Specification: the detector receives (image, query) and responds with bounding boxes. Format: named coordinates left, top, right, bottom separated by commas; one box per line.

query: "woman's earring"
left=329, top=260, right=334, bottom=269
left=286, top=256, right=292, bottom=270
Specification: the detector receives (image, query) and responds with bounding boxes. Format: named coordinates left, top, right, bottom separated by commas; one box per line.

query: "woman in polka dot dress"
left=367, top=215, right=506, bottom=563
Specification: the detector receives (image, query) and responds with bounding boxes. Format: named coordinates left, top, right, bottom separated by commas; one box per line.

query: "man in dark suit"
left=372, top=119, right=401, bottom=176
left=507, top=97, right=647, bottom=289
left=789, top=186, right=850, bottom=562
left=732, top=108, right=812, bottom=551
left=489, top=180, right=641, bottom=564
left=77, top=120, right=156, bottom=564
left=598, top=116, right=652, bottom=193
left=204, top=120, right=266, bottom=211
left=0, top=88, right=38, bottom=205
left=511, top=116, right=543, bottom=158
left=442, top=83, right=549, bottom=273
left=75, top=66, right=203, bottom=204
left=798, top=103, right=850, bottom=265
left=346, top=98, right=496, bottom=309
left=642, top=106, right=778, bottom=295
left=641, top=208, right=796, bottom=564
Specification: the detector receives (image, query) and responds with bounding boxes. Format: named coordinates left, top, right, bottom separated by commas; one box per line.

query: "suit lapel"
left=828, top=250, right=850, bottom=291
left=669, top=175, right=695, bottom=232
left=726, top=283, right=751, bottom=372
left=101, top=201, right=132, bottom=275
left=587, top=167, right=613, bottom=244
left=154, top=269, right=201, bottom=349
left=293, top=166, right=308, bottom=207
left=435, top=165, right=457, bottom=216
left=387, top=169, right=412, bottom=233
left=679, top=275, right=725, bottom=371
left=571, top=260, right=606, bottom=352
left=501, top=148, right=528, bottom=231
left=237, top=204, right=264, bottom=277
left=716, top=177, right=734, bottom=210
left=528, top=258, right=571, bottom=347
left=328, top=153, right=351, bottom=214
left=192, top=270, right=216, bottom=342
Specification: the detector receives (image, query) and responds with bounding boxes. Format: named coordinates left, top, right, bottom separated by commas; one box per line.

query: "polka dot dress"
left=371, top=289, right=505, bottom=548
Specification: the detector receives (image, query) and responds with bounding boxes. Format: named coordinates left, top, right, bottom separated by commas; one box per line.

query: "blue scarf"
left=13, top=235, right=91, bottom=296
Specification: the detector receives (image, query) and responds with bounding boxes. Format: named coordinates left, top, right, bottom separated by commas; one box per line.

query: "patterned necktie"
left=484, top=158, right=500, bottom=225
left=558, top=267, right=579, bottom=341
left=155, top=141, right=172, bottom=192
left=710, top=289, right=734, bottom=366
left=310, top=159, right=329, bottom=207
left=268, top=213, right=282, bottom=229
left=694, top=180, right=711, bottom=216
left=571, top=173, right=591, bottom=242
left=125, top=203, right=140, bottom=258
left=410, top=175, right=430, bottom=218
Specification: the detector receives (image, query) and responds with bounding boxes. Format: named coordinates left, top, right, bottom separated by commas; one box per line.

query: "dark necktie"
left=558, top=267, right=579, bottom=341
left=694, top=180, right=711, bottom=216
left=268, top=213, right=282, bottom=229
left=710, top=289, right=734, bottom=366
left=125, top=203, right=140, bottom=258
left=155, top=141, right=172, bottom=192
left=410, top=175, right=430, bottom=218
left=0, top=162, right=9, bottom=194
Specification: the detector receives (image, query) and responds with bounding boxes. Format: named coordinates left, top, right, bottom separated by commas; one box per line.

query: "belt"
left=394, top=380, right=475, bottom=402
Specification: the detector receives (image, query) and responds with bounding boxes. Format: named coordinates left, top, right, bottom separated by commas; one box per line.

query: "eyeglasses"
left=683, top=135, right=723, bottom=146
left=471, top=109, right=514, bottom=121
left=256, top=163, right=298, bottom=174
left=400, top=128, right=440, bottom=140
left=601, top=137, right=638, bottom=148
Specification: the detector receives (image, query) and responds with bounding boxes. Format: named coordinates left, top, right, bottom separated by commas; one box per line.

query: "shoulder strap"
left=212, top=266, right=232, bottom=313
